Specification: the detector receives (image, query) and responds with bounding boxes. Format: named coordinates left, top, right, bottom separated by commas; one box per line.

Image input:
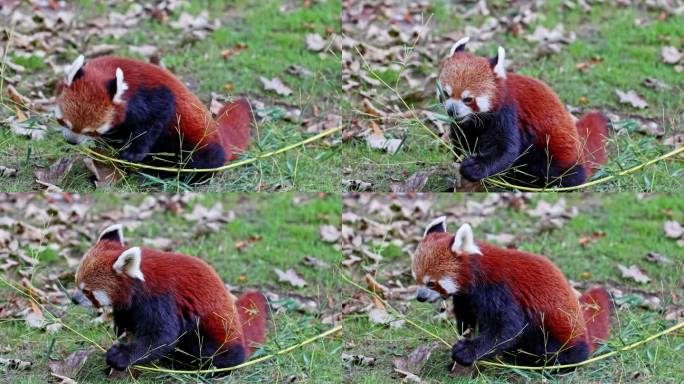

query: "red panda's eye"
left=426, top=281, right=437, bottom=289
left=462, top=97, right=474, bottom=104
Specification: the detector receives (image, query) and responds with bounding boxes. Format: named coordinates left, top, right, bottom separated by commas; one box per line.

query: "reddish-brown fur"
left=439, top=51, right=608, bottom=172
left=413, top=232, right=611, bottom=352
left=217, top=99, right=253, bottom=161
left=579, top=286, right=611, bottom=351
left=76, top=240, right=267, bottom=355
left=576, top=112, right=609, bottom=177
left=236, top=292, right=269, bottom=355
left=56, top=56, right=251, bottom=162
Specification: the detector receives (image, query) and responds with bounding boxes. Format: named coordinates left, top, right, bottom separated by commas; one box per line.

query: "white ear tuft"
left=448, top=36, right=470, bottom=57
left=65, top=55, right=85, bottom=86
left=493, top=46, right=506, bottom=79
left=451, top=223, right=482, bottom=255
left=113, top=247, right=145, bottom=281
left=98, top=224, right=124, bottom=245
left=112, top=68, right=128, bottom=104
left=424, top=216, right=447, bottom=238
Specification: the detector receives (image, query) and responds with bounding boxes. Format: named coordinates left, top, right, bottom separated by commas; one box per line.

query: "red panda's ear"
left=113, top=247, right=145, bottom=281
left=98, top=224, right=124, bottom=245
left=489, top=46, right=507, bottom=80
left=424, top=216, right=447, bottom=238
left=65, top=55, right=85, bottom=86
left=448, top=36, right=470, bottom=57
left=109, top=68, right=129, bottom=105
left=451, top=223, right=482, bottom=255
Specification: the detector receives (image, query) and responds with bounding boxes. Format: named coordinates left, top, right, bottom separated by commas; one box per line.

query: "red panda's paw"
left=451, top=340, right=477, bottom=367
left=120, top=150, right=147, bottom=163
left=459, top=156, right=487, bottom=182
left=106, top=344, right=132, bottom=371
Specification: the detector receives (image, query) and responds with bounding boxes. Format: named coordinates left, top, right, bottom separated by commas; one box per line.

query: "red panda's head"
left=55, top=55, right=127, bottom=144
left=73, top=224, right=144, bottom=308
left=437, top=36, right=507, bottom=121
left=411, top=216, right=481, bottom=303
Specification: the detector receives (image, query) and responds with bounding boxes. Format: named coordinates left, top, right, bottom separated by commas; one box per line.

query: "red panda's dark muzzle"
left=71, top=289, right=91, bottom=306
left=416, top=287, right=441, bottom=303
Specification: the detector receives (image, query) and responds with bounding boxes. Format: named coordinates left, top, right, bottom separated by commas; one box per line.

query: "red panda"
left=73, top=224, right=268, bottom=371
left=55, top=55, right=252, bottom=171
left=437, top=37, right=608, bottom=187
left=412, top=216, right=611, bottom=368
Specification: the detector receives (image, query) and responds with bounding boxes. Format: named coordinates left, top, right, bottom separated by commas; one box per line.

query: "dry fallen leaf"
left=661, top=46, right=682, bottom=64
left=618, top=264, right=650, bottom=284
left=274, top=268, right=307, bottom=288
left=342, top=353, right=376, bottom=367
left=642, top=77, right=671, bottom=91
left=143, top=238, right=174, bottom=250
left=82, top=158, right=120, bottom=188
left=615, top=89, right=648, bottom=109
left=184, top=203, right=230, bottom=222
left=486, top=233, right=516, bottom=247
left=35, top=156, right=77, bottom=187
left=129, top=45, right=158, bottom=58
left=342, top=179, right=373, bottom=191
left=301, top=256, right=329, bottom=269
left=48, top=347, right=96, bottom=382
left=663, top=220, right=684, bottom=239
left=645, top=252, right=672, bottom=265
left=8, top=117, right=47, bottom=140
left=0, top=166, right=18, bottom=177
left=578, top=231, right=606, bottom=247
left=368, top=307, right=394, bottom=325
left=24, top=309, right=45, bottom=329
left=0, top=357, right=32, bottom=371
left=306, top=33, right=327, bottom=52
left=320, top=224, right=341, bottom=243
left=390, top=170, right=432, bottom=192
left=393, top=342, right=441, bottom=378
left=366, top=133, right=402, bottom=155
left=259, top=76, right=293, bottom=96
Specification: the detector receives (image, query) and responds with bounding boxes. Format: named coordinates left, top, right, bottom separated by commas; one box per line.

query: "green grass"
left=0, top=193, right=342, bottom=383
left=0, top=0, right=342, bottom=192
left=342, top=193, right=684, bottom=383
left=342, top=1, right=684, bottom=192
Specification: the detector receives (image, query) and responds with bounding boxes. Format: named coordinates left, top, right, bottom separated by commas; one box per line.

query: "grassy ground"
left=342, top=193, right=684, bottom=382
left=0, top=193, right=341, bottom=383
left=0, top=0, right=342, bottom=192
left=342, top=0, right=684, bottom=191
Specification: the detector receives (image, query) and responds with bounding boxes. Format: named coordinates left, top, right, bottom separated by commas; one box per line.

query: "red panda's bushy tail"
left=236, top=291, right=268, bottom=356
left=579, top=286, right=611, bottom=352
left=576, top=112, right=608, bottom=177
left=216, top=99, right=253, bottom=162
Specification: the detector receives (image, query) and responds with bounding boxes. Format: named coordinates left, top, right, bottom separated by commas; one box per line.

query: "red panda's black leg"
left=182, top=142, right=226, bottom=170
left=107, top=293, right=181, bottom=370
left=107, top=87, right=175, bottom=163
left=452, top=294, right=476, bottom=335
left=459, top=104, right=520, bottom=182
left=203, top=343, right=246, bottom=371
left=451, top=284, right=526, bottom=367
